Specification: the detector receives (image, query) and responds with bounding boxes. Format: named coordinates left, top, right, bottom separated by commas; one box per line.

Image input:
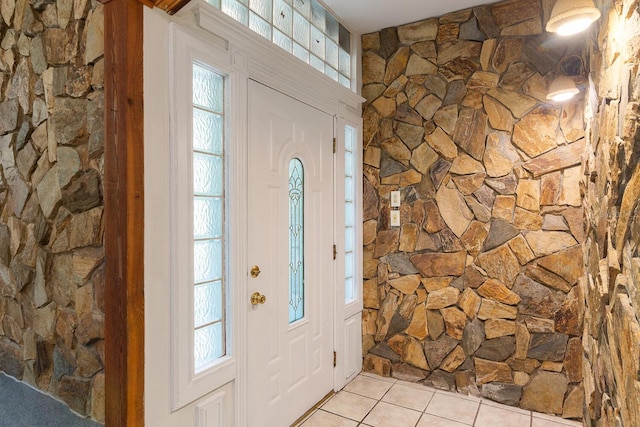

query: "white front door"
left=247, top=80, right=334, bottom=427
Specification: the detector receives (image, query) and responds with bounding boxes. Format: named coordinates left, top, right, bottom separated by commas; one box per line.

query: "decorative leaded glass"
left=288, top=159, right=304, bottom=323
left=192, top=63, right=226, bottom=373
left=206, top=0, right=352, bottom=89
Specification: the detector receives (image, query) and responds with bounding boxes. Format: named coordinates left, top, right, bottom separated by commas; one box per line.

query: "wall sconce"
left=546, top=55, right=585, bottom=102
left=547, top=76, right=580, bottom=102
left=546, top=0, right=601, bottom=36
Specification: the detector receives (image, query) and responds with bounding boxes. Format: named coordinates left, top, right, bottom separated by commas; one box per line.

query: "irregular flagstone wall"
left=0, top=0, right=105, bottom=421
left=361, top=0, right=585, bottom=418
left=582, top=0, right=640, bottom=425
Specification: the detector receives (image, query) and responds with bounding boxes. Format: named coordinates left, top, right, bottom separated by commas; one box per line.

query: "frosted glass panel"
left=339, top=47, right=350, bottom=77
left=250, top=0, right=271, bottom=20
left=273, top=28, right=292, bottom=52
left=194, top=239, right=223, bottom=283
left=325, top=12, right=338, bottom=42
left=344, top=125, right=357, bottom=304
left=249, top=11, right=272, bottom=39
left=289, top=159, right=304, bottom=323
left=194, top=281, right=223, bottom=328
left=310, top=54, right=323, bottom=72
left=344, top=178, right=353, bottom=201
left=344, top=252, right=354, bottom=277
left=345, top=201, right=354, bottom=226
left=194, top=197, right=222, bottom=239
left=212, top=0, right=352, bottom=89
left=339, top=74, right=350, bottom=88
left=345, top=154, right=353, bottom=177
left=273, top=0, right=292, bottom=36
left=293, top=0, right=309, bottom=18
left=325, top=65, right=338, bottom=81
left=293, top=11, right=310, bottom=48
left=194, top=322, right=224, bottom=371
left=293, top=43, right=309, bottom=63
left=222, top=0, right=249, bottom=24
left=345, top=125, right=356, bottom=150
left=194, top=154, right=223, bottom=196
left=193, top=64, right=223, bottom=113
left=193, top=108, right=223, bottom=155
left=345, top=226, right=354, bottom=252
left=326, top=39, right=338, bottom=70
left=310, top=26, right=324, bottom=59
left=192, top=64, right=226, bottom=374
left=310, top=0, right=324, bottom=31
left=345, top=277, right=355, bottom=302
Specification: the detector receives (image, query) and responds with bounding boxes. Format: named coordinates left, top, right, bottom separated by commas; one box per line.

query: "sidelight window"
left=192, top=63, right=227, bottom=373
left=344, top=126, right=357, bottom=304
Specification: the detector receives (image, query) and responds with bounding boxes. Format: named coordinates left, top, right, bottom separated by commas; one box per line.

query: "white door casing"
left=247, top=80, right=334, bottom=427
left=145, top=5, right=363, bottom=426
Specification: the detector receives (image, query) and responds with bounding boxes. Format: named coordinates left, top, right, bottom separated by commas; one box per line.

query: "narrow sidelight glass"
left=192, top=63, right=226, bottom=373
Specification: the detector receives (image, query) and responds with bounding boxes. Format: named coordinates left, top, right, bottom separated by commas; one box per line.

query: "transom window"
left=206, top=0, right=352, bottom=89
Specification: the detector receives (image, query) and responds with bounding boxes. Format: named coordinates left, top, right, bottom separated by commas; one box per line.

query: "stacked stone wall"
left=0, top=0, right=105, bottom=421
left=582, top=0, right=640, bottom=425
left=362, top=0, right=585, bottom=418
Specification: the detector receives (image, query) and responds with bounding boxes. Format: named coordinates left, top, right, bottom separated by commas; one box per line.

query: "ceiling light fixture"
left=546, top=0, right=601, bottom=36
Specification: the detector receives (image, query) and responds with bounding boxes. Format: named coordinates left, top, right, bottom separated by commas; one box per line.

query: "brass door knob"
left=250, top=265, right=261, bottom=278
left=251, top=292, right=267, bottom=305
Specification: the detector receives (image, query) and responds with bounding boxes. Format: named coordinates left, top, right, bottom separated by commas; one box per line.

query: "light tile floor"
left=296, top=373, right=583, bottom=427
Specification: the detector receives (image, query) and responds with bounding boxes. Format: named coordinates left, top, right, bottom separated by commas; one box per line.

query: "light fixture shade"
left=546, top=76, right=580, bottom=102
left=546, top=0, right=601, bottom=35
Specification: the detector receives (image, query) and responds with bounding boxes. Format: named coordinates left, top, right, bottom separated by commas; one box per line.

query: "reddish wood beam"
left=153, top=0, right=192, bottom=14
left=104, top=0, right=145, bottom=426
left=99, top=0, right=191, bottom=15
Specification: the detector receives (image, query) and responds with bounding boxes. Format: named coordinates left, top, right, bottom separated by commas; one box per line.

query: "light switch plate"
left=390, top=191, right=401, bottom=207
left=390, top=210, right=400, bottom=227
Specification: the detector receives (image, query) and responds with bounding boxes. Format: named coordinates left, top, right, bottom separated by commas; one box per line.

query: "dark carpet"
left=0, top=373, right=103, bottom=427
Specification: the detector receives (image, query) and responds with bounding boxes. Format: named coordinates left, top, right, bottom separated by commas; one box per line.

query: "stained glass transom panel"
left=206, top=0, right=352, bottom=89
left=288, top=158, right=305, bottom=323
left=192, top=63, right=226, bottom=373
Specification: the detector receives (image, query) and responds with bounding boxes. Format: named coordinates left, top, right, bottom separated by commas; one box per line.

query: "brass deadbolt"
left=250, top=265, right=261, bottom=278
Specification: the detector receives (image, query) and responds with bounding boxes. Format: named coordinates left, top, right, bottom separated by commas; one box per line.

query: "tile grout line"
left=353, top=376, right=397, bottom=426
left=472, top=399, right=482, bottom=426
left=413, top=389, right=438, bottom=427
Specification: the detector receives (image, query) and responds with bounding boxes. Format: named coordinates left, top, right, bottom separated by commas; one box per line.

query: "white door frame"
left=144, top=3, right=364, bottom=425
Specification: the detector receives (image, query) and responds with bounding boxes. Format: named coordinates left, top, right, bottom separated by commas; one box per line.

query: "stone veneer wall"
left=361, top=0, right=586, bottom=418
left=582, top=0, right=640, bottom=425
left=0, top=0, right=105, bottom=421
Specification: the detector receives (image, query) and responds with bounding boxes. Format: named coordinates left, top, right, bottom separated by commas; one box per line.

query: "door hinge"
left=333, top=351, right=337, bottom=367
left=333, top=137, right=336, bottom=154
left=333, top=244, right=337, bottom=260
